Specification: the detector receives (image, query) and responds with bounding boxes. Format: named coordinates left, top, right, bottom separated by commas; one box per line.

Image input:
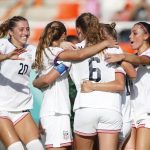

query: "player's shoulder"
left=105, top=47, right=123, bottom=54
left=140, top=48, right=150, bottom=56
left=0, top=38, right=9, bottom=45
left=26, top=44, right=36, bottom=50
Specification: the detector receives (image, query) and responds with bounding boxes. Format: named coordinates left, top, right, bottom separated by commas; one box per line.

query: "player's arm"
left=120, top=61, right=137, bottom=79
left=105, top=53, right=150, bottom=66
left=81, top=72, right=125, bottom=93
left=58, top=39, right=118, bottom=61
left=33, top=63, right=68, bottom=88
left=0, top=48, right=26, bottom=62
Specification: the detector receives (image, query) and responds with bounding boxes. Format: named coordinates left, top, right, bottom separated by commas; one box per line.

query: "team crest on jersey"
left=63, top=130, right=69, bottom=140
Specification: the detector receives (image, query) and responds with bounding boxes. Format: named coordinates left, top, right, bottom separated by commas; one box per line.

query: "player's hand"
left=104, top=53, right=124, bottom=63
left=7, top=48, right=26, bottom=60
left=60, top=41, right=76, bottom=50
left=81, top=80, right=93, bottom=93
left=104, top=39, right=119, bottom=48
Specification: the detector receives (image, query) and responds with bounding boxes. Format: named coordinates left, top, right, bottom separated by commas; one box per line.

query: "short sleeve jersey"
left=70, top=40, right=125, bottom=112
left=131, top=48, right=150, bottom=117
left=37, top=47, right=72, bottom=117
left=0, top=38, right=36, bottom=111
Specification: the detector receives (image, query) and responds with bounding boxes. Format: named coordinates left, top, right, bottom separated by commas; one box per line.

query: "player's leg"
left=74, top=134, right=95, bottom=150
left=97, top=109, right=122, bottom=150
left=0, top=114, right=24, bottom=149
left=136, top=127, right=150, bottom=150
left=73, top=108, right=98, bottom=150
left=98, top=132, right=119, bottom=150
left=123, top=127, right=136, bottom=150
left=14, top=112, right=44, bottom=150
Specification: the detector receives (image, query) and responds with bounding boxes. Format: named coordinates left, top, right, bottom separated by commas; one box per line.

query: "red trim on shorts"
left=74, top=130, right=97, bottom=136
left=132, top=123, right=145, bottom=128
left=137, top=124, right=145, bottom=128
left=97, top=129, right=121, bottom=134
left=13, top=112, right=29, bottom=126
left=45, top=141, right=72, bottom=148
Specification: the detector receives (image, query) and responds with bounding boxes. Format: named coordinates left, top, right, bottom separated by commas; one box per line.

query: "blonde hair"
left=32, top=21, right=66, bottom=70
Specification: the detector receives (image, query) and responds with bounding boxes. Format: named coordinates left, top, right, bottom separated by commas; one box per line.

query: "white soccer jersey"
left=70, top=41, right=125, bottom=112
left=0, top=38, right=36, bottom=111
left=131, top=48, right=150, bottom=118
left=37, top=47, right=71, bottom=117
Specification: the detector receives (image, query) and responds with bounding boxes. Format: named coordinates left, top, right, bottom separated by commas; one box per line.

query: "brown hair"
left=99, top=22, right=117, bottom=40
left=33, top=21, right=67, bottom=70
left=76, top=12, right=101, bottom=46
left=135, top=22, right=150, bottom=43
left=0, top=16, right=28, bottom=38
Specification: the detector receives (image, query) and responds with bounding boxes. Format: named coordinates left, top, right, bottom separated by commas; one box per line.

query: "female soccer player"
left=33, top=13, right=119, bottom=150
left=0, top=16, right=44, bottom=150
left=105, top=21, right=150, bottom=150
left=81, top=22, right=136, bottom=150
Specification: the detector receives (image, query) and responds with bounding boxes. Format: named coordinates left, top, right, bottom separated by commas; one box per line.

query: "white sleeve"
left=140, top=48, right=150, bottom=57
left=0, top=39, right=7, bottom=54
left=115, top=66, right=126, bottom=75
left=52, top=47, right=72, bottom=68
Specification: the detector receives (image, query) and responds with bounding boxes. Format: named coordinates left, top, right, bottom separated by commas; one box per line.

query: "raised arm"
left=81, top=72, right=125, bottom=93
left=105, top=53, right=150, bottom=66
left=58, top=39, right=118, bottom=61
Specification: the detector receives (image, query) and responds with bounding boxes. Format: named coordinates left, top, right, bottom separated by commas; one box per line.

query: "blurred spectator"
left=84, top=0, right=100, bottom=17
left=112, top=0, right=150, bottom=21
left=112, top=0, right=135, bottom=21
left=130, top=0, right=150, bottom=21
left=100, top=0, right=125, bottom=21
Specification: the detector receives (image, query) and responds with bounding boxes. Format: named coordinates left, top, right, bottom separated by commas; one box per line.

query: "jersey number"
left=18, top=63, right=28, bottom=75
left=89, top=57, right=101, bottom=82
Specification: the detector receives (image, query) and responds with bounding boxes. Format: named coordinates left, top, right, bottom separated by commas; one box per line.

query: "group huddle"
left=0, top=12, right=150, bottom=150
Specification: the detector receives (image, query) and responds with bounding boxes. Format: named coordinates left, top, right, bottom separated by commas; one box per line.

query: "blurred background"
left=0, top=0, right=150, bottom=53
left=0, top=0, right=150, bottom=149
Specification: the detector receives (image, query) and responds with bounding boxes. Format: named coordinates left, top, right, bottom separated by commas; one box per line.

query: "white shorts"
left=41, top=114, right=73, bottom=148
left=74, top=108, right=122, bottom=136
left=132, top=113, right=150, bottom=128
left=0, top=110, right=29, bottom=125
left=119, top=121, right=131, bottom=143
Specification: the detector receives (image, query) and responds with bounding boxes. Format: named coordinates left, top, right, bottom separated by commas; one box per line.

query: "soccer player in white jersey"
left=32, top=21, right=74, bottom=150
left=81, top=22, right=136, bottom=150
left=105, top=22, right=150, bottom=150
left=32, top=13, right=120, bottom=150
left=0, top=16, right=44, bottom=150
left=69, top=18, right=126, bottom=150
left=32, top=17, right=118, bottom=150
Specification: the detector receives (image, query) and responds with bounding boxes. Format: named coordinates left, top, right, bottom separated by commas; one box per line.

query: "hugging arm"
left=105, top=53, right=150, bottom=66
left=33, top=63, right=68, bottom=88
left=58, top=39, right=118, bottom=61
left=81, top=72, right=125, bottom=93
